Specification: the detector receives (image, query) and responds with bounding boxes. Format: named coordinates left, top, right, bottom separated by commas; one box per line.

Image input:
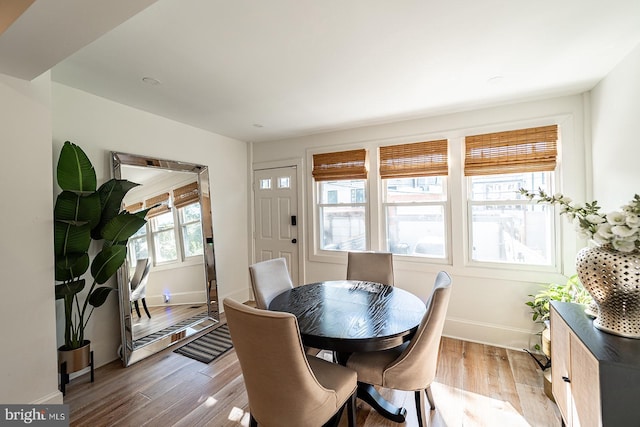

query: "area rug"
left=174, top=324, right=233, bottom=363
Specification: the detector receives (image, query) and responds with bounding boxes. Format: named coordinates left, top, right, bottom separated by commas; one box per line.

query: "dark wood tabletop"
left=268, top=280, right=427, bottom=353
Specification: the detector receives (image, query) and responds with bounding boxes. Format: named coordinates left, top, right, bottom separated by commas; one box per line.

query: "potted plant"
left=54, top=141, right=148, bottom=377
left=526, top=274, right=592, bottom=352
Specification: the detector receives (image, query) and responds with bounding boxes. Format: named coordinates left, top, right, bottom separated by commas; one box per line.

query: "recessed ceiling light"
left=252, top=123, right=264, bottom=128
left=142, top=76, right=161, bottom=86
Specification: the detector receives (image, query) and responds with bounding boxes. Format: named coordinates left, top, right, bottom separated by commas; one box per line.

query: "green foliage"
left=54, top=141, right=149, bottom=350
left=525, top=274, right=593, bottom=325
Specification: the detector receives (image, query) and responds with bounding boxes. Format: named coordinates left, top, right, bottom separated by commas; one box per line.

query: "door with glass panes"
left=253, top=167, right=299, bottom=284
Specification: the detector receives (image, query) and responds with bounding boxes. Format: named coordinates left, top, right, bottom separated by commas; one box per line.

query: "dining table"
left=268, top=279, right=427, bottom=423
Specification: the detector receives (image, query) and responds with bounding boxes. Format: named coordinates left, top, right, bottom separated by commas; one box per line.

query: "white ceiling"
left=3, top=1, right=640, bottom=143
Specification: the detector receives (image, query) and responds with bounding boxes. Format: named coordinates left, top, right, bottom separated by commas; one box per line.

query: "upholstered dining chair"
left=223, top=298, right=357, bottom=427
left=346, top=251, right=395, bottom=286
left=130, top=258, right=152, bottom=318
left=249, top=257, right=322, bottom=356
left=249, top=257, right=293, bottom=310
left=346, top=271, right=452, bottom=427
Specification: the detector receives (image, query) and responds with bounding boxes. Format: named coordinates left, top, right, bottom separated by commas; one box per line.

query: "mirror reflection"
left=112, top=152, right=218, bottom=366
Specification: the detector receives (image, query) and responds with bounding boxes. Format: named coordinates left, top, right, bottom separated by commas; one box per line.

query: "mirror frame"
left=112, top=151, right=219, bottom=366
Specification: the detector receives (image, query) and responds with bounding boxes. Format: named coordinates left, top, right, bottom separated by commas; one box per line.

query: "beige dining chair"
left=346, top=251, right=395, bottom=286
left=249, top=257, right=322, bottom=356
left=249, top=257, right=293, bottom=309
left=223, top=298, right=357, bottom=427
left=346, top=271, right=452, bottom=427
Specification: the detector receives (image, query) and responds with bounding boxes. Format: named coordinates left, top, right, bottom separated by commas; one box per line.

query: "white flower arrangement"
left=519, top=188, right=640, bottom=253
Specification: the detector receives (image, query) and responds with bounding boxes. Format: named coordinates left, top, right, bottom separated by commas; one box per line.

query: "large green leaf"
left=54, top=191, right=101, bottom=228
left=55, top=279, right=85, bottom=300
left=55, top=253, right=90, bottom=281
left=88, top=286, right=117, bottom=308
left=54, top=221, right=91, bottom=256
left=101, top=212, right=147, bottom=243
left=57, top=141, right=97, bottom=193
left=91, top=179, right=140, bottom=239
left=91, top=245, right=127, bottom=284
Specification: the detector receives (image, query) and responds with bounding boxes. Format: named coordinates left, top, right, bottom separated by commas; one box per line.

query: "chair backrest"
left=223, top=298, right=340, bottom=426
left=346, top=251, right=394, bottom=286
left=249, top=258, right=293, bottom=309
left=130, top=258, right=151, bottom=300
left=384, top=271, right=452, bottom=390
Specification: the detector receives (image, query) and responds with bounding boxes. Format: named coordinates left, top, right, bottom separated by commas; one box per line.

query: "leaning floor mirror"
left=112, top=151, right=218, bottom=366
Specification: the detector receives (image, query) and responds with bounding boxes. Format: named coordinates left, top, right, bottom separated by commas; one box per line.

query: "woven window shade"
left=464, top=125, right=558, bottom=176
left=173, top=182, right=199, bottom=209
left=380, top=139, right=448, bottom=179
left=145, top=192, right=170, bottom=218
left=124, top=202, right=143, bottom=213
left=312, top=149, right=368, bottom=181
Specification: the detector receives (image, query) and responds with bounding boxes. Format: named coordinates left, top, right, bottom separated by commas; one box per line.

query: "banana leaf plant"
left=54, top=141, right=149, bottom=350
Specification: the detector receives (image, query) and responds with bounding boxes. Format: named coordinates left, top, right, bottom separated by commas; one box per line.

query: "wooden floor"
left=65, top=322, right=561, bottom=427
left=132, top=303, right=208, bottom=339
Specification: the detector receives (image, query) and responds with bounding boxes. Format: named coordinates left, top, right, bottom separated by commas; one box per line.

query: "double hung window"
left=465, top=125, right=558, bottom=266
left=313, top=149, right=368, bottom=251
left=380, top=140, right=449, bottom=258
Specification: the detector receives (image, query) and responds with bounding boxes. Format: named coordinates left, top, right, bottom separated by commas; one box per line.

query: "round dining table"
left=269, top=279, right=427, bottom=423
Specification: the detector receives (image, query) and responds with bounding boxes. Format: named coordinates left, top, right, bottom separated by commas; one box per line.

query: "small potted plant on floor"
left=54, top=141, right=149, bottom=383
left=526, top=274, right=593, bottom=353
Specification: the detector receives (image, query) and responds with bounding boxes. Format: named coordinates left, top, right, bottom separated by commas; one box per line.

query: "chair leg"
left=133, top=300, right=141, bottom=318
left=415, top=390, right=427, bottom=427
left=347, top=391, right=357, bottom=427
left=141, top=298, right=151, bottom=318
left=249, top=413, right=258, bottom=427
left=425, top=385, right=436, bottom=410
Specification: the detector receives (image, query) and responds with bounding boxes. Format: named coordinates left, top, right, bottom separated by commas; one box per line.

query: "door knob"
left=292, top=238, right=297, bottom=243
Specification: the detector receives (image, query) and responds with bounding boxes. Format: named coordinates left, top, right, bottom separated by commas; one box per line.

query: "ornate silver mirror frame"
left=112, top=151, right=219, bottom=366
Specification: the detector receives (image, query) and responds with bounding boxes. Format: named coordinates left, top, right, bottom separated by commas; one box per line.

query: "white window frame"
left=177, top=202, right=204, bottom=259
left=382, top=176, right=451, bottom=263
left=464, top=170, right=560, bottom=273
left=316, top=179, right=369, bottom=253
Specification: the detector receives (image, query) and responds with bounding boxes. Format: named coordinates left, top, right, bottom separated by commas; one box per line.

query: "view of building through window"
left=469, top=171, right=553, bottom=265
left=384, top=176, right=447, bottom=257
left=318, top=180, right=367, bottom=251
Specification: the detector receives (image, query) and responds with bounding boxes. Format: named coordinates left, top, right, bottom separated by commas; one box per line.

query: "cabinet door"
left=570, top=334, right=601, bottom=427
left=550, top=307, right=571, bottom=425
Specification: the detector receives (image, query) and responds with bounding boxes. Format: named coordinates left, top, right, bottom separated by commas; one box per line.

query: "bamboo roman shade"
left=379, top=139, right=448, bottom=179
left=464, top=125, right=558, bottom=176
left=173, top=182, right=199, bottom=209
left=145, top=192, right=170, bottom=218
left=312, top=149, right=368, bottom=181
left=124, top=202, right=143, bottom=213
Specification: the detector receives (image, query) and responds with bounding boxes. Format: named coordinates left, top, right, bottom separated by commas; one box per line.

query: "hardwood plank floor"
left=65, top=327, right=560, bottom=426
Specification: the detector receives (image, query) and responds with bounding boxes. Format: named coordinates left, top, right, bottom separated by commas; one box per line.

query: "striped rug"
left=174, top=324, right=233, bottom=363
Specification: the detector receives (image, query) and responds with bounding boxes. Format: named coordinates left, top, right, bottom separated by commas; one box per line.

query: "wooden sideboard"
left=550, top=301, right=640, bottom=427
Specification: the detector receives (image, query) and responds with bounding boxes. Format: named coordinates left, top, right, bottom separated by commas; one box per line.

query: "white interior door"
left=253, top=167, right=299, bottom=284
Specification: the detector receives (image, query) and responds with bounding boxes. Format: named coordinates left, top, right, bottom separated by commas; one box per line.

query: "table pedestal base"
left=357, top=382, right=407, bottom=423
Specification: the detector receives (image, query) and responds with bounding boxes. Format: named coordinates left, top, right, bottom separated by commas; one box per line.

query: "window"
left=465, top=125, right=558, bottom=266
left=179, top=203, right=203, bottom=257
left=380, top=140, right=449, bottom=257
left=150, top=210, right=178, bottom=263
left=318, top=180, right=367, bottom=251
left=313, top=149, right=368, bottom=252
left=127, top=223, right=148, bottom=267
left=173, top=181, right=203, bottom=258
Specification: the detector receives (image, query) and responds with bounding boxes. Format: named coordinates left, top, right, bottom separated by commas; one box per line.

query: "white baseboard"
left=444, top=317, right=540, bottom=352
left=31, top=390, right=64, bottom=405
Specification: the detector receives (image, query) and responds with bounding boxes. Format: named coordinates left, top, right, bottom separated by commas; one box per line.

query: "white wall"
left=252, top=95, right=589, bottom=350
left=52, top=83, right=250, bottom=369
left=0, top=72, right=62, bottom=404
left=591, top=42, right=640, bottom=208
